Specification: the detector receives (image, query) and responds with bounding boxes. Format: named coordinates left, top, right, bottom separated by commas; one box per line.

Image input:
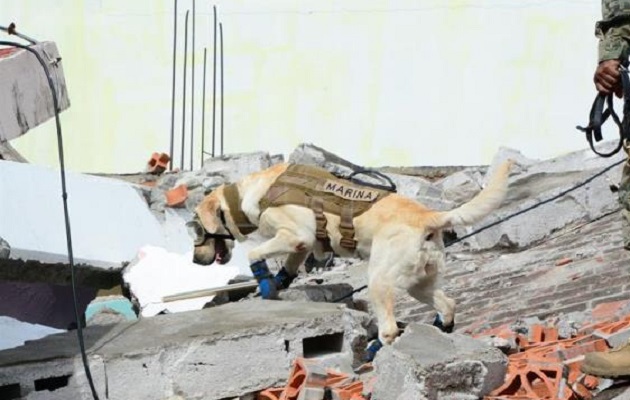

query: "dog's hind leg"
left=407, top=281, right=456, bottom=333
left=367, top=236, right=399, bottom=345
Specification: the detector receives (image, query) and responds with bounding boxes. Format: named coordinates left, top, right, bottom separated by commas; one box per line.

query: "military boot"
left=581, top=340, right=630, bottom=378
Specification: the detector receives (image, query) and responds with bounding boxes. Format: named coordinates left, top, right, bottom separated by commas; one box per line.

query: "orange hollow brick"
left=489, top=359, right=576, bottom=399
left=334, top=381, right=364, bottom=400
left=147, top=152, right=171, bottom=175
left=257, top=388, right=283, bottom=400
left=165, top=184, right=188, bottom=208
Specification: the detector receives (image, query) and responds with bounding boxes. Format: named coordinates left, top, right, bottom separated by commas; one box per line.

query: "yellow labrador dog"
left=190, top=161, right=512, bottom=344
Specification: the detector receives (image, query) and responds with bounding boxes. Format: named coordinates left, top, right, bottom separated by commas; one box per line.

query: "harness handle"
left=576, top=65, right=630, bottom=158
left=337, top=169, right=397, bottom=193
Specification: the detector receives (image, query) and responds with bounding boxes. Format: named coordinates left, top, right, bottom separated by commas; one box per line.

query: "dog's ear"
left=196, top=195, right=222, bottom=233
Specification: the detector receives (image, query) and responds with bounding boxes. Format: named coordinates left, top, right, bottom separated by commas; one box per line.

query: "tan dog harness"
left=258, top=164, right=391, bottom=250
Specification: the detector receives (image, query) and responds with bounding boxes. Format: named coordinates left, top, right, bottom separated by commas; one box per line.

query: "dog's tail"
left=430, top=159, right=513, bottom=228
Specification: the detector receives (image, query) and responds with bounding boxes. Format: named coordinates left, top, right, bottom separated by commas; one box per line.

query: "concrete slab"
left=372, top=323, right=508, bottom=400
left=0, top=317, right=62, bottom=351
left=0, top=161, right=166, bottom=288
left=0, top=281, right=97, bottom=330
left=0, top=301, right=369, bottom=400
left=123, top=245, right=240, bottom=317
left=0, top=42, right=70, bottom=142
left=453, top=145, right=622, bottom=250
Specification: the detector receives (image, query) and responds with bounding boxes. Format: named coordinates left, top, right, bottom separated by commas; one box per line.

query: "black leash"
left=576, top=65, right=630, bottom=157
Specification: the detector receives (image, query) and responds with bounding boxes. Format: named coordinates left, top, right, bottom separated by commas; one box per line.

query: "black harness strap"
left=576, top=66, right=630, bottom=158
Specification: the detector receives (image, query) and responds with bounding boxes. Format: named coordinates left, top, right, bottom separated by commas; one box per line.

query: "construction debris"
left=0, top=41, right=70, bottom=142
left=0, top=301, right=371, bottom=400
left=123, top=245, right=241, bottom=316
left=0, top=160, right=173, bottom=288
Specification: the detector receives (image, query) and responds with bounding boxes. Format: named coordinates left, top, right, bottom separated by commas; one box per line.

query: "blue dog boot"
left=364, top=339, right=383, bottom=362
left=433, top=312, right=454, bottom=333
left=250, top=260, right=278, bottom=299
left=274, top=267, right=296, bottom=290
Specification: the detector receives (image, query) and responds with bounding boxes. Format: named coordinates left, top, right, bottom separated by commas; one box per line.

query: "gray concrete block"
left=594, top=327, right=630, bottom=348
left=454, top=147, right=620, bottom=250
left=0, top=301, right=369, bottom=400
left=372, top=323, right=508, bottom=400
left=0, top=161, right=167, bottom=288
left=278, top=283, right=355, bottom=306
left=0, top=236, right=9, bottom=259
left=202, top=151, right=275, bottom=183
left=0, top=42, right=70, bottom=142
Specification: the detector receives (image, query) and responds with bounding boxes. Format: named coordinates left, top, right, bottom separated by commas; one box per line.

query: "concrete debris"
left=6, top=141, right=630, bottom=398
left=456, top=143, right=624, bottom=251
left=0, top=141, right=28, bottom=162
left=144, top=151, right=283, bottom=218
left=0, top=42, right=70, bottom=142
left=0, top=161, right=180, bottom=288
left=123, top=245, right=240, bottom=317
left=278, top=283, right=355, bottom=306
left=0, top=236, right=10, bottom=259
left=372, top=323, right=508, bottom=400
left=0, top=301, right=369, bottom=400
left=0, top=316, right=62, bottom=351
left=202, top=151, right=280, bottom=183
left=0, top=281, right=97, bottom=329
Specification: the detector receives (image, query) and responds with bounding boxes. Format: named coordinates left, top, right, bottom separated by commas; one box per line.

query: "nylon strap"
left=310, top=196, right=333, bottom=252
left=576, top=66, right=630, bottom=158
left=223, top=184, right=258, bottom=236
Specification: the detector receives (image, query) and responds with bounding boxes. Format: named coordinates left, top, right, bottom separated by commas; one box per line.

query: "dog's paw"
left=363, top=339, right=383, bottom=362
left=274, top=267, right=296, bottom=290
left=258, top=278, right=279, bottom=300
left=433, top=313, right=454, bottom=333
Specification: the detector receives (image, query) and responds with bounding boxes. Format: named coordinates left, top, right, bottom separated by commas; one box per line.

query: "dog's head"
left=188, top=193, right=235, bottom=265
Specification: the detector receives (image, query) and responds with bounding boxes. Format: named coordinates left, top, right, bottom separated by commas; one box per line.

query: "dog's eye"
left=425, top=233, right=434, bottom=241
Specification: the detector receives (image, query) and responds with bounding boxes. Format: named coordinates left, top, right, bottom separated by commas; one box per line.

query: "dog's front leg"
left=368, top=275, right=398, bottom=345
left=248, top=230, right=311, bottom=299
left=274, top=251, right=308, bottom=290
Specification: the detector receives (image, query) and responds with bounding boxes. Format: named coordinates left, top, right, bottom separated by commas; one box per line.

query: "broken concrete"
left=202, top=151, right=280, bottom=183
left=123, top=245, right=240, bottom=317
left=372, top=324, right=508, bottom=400
left=0, top=281, right=97, bottom=330
left=0, top=301, right=369, bottom=400
left=452, top=145, right=623, bottom=250
left=0, top=316, right=62, bottom=352
left=0, top=141, right=28, bottom=162
left=0, top=161, right=167, bottom=288
left=0, top=42, right=70, bottom=142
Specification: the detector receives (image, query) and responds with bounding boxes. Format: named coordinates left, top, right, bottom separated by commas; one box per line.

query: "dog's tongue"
left=214, top=239, right=227, bottom=264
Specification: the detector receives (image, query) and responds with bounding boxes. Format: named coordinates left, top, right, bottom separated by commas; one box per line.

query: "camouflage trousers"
left=620, top=160, right=630, bottom=249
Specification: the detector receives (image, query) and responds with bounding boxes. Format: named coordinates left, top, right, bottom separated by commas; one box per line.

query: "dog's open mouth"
left=214, top=238, right=229, bottom=264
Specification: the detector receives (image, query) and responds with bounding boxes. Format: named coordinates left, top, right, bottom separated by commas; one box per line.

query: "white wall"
left=3, top=0, right=604, bottom=172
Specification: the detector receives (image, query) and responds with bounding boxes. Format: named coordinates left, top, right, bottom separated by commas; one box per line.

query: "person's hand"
left=594, top=59, right=623, bottom=97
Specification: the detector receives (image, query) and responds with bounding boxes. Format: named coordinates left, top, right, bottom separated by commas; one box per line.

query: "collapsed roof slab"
left=0, top=161, right=168, bottom=289
left=0, top=42, right=70, bottom=142
left=0, top=301, right=366, bottom=400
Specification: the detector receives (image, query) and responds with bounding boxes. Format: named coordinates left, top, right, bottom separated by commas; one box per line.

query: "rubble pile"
left=3, top=141, right=630, bottom=399
left=475, top=301, right=630, bottom=399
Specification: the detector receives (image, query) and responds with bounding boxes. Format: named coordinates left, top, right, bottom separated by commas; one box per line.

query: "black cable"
left=0, top=41, right=100, bottom=399
left=332, top=158, right=626, bottom=302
